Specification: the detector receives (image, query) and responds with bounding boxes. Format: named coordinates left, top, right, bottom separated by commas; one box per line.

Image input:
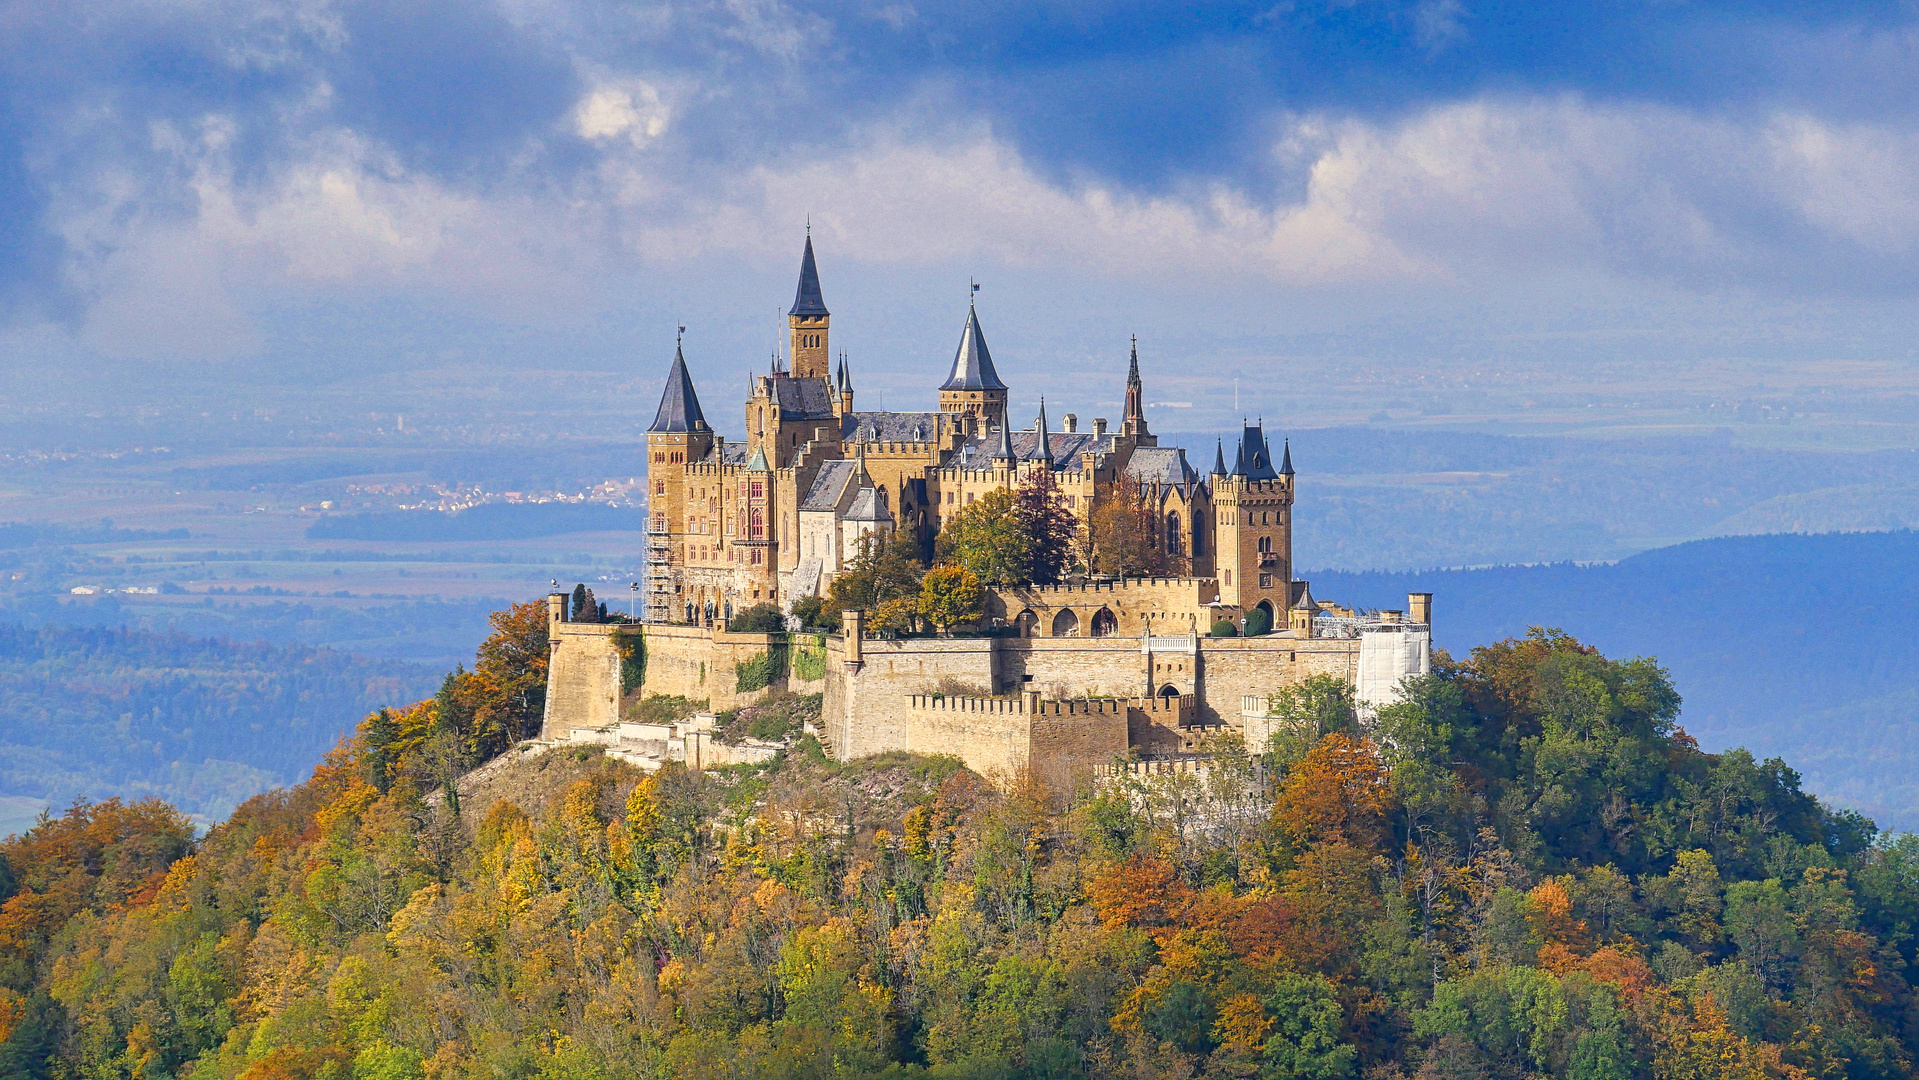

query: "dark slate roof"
left=716, top=440, right=748, bottom=465
left=842, top=411, right=943, bottom=442
left=845, top=487, right=893, bottom=523
left=790, top=235, right=828, bottom=316
left=1237, top=424, right=1279, bottom=480
left=647, top=347, right=709, bottom=433
left=1279, top=439, right=1295, bottom=476
left=941, top=307, right=1008, bottom=391
left=1125, top=446, right=1197, bottom=487
left=771, top=376, right=837, bottom=420
left=956, top=429, right=1114, bottom=471
left=801, top=459, right=860, bottom=511
left=1212, top=439, right=1227, bottom=475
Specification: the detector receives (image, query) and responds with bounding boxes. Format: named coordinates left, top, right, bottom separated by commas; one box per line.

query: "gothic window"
left=750, top=508, right=763, bottom=537
left=751, top=480, right=764, bottom=499
left=1167, top=513, right=1182, bottom=555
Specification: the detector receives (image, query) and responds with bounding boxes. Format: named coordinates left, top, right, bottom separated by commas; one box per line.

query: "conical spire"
left=835, top=354, right=844, bottom=391
left=1230, top=434, right=1246, bottom=476
left=745, top=444, right=770, bottom=471
left=942, top=306, right=1008, bottom=391
left=1123, top=334, right=1145, bottom=426
left=1280, top=438, right=1294, bottom=476
left=840, top=354, right=853, bottom=393
left=648, top=341, right=708, bottom=433
left=1212, top=438, right=1227, bottom=476
left=1028, top=399, right=1054, bottom=465
left=993, top=421, right=1016, bottom=462
left=790, top=234, right=828, bottom=316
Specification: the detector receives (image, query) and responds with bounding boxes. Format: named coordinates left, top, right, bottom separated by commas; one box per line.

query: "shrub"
left=1243, top=605, right=1273, bottom=637
left=792, top=635, right=827, bottom=681
left=729, top=603, right=785, bottom=633
left=735, top=647, right=788, bottom=692
left=1210, top=618, right=1239, bottom=637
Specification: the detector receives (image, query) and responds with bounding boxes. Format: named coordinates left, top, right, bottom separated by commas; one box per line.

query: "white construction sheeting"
left=1355, top=625, right=1432, bottom=719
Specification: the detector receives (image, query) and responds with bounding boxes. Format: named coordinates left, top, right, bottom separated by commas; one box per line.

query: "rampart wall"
left=987, top=577, right=1222, bottom=637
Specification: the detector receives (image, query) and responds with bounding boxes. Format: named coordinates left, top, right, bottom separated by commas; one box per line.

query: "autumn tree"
left=1013, top=469, right=1077, bottom=584
left=1090, top=480, right=1183, bottom=577
left=917, top=565, right=983, bottom=633
left=434, top=598, right=551, bottom=761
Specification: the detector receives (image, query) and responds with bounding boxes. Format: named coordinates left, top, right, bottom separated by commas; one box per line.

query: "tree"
left=1243, top=604, right=1273, bottom=637
left=729, top=603, right=785, bottom=633
left=828, top=531, right=924, bottom=617
left=570, top=583, right=597, bottom=622
left=363, top=707, right=399, bottom=793
left=936, top=488, right=1029, bottom=585
left=917, top=565, right=983, bottom=632
left=1274, top=732, right=1394, bottom=851
left=435, top=599, right=551, bottom=761
left=1090, top=481, right=1183, bottom=577
left=1013, top=470, right=1078, bottom=584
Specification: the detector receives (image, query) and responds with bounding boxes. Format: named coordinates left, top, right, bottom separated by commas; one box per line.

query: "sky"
left=4, top=0, right=1919, bottom=437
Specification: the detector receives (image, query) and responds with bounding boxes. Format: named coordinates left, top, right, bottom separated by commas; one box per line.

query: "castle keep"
left=546, top=236, right=1433, bottom=782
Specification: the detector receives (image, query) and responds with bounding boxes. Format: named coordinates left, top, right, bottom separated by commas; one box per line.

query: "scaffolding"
left=643, top=518, right=673, bottom=622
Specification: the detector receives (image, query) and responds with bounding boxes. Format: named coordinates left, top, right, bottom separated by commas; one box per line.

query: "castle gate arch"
left=1159, top=684, right=1180, bottom=699
left=1016, top=609, right=1039, bottom=637
left=1051, top=609, right=1080, bottom=637
left=1090, top=607, right=1118, bottom=637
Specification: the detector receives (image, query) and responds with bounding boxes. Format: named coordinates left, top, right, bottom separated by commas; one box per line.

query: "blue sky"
left=4, top=0, right=1919, bottom=429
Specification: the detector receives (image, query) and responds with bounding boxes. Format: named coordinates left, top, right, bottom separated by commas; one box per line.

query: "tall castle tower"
left=1210, top=423, right=1294, bottom=621
left=1121, top=336, right=1154, bottom=445
left=644, top=337, right=713, bottom=621
left=789, top=234, right=830, bottom=380
left=939, top=300, right=1008, bottom=427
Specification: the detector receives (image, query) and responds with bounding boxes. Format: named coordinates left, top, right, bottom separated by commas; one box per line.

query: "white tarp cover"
left=1355, top=627, right=1432, bottom=720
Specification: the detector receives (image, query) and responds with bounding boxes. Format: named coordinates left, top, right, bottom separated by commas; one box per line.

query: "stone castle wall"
left=986, top=577, right=1221, bottom=637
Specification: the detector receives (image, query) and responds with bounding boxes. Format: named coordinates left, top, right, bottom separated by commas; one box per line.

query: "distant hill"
left=1310, top=529, right=1919, bottom=828
left=0, top=625, right=438, bottom=835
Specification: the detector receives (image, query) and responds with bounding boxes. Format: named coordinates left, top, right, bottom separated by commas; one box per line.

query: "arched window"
left=1166, top=513, right=1182, bottom=555
left=1051, top=609, right=1080, bottom=637
left=1091, top=608, right=1118, bottom=637
left=1160, top=684, right=1180, bottom=699
left=1016, top=610, right=1039, bottom=637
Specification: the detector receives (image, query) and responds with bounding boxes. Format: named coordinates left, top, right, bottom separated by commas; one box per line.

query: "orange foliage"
left=1574, top=946, right=1659, bottom=1005
left=1274, top=733, right=1394, bottom=850
left=0, top=987, right=23, bottom=1044
left=1088, top=855, right=1191, bottom=930
left=1528, top=878, right=1592, bottom=959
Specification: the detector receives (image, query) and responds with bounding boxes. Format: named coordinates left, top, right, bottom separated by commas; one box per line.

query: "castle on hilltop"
left=538, top=235, right=1434, bottom=785
left=643, top=233, right=1298, bottom=629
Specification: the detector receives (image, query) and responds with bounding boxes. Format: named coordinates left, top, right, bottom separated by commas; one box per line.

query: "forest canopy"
left=0, top=622, right=1913, bottom=1080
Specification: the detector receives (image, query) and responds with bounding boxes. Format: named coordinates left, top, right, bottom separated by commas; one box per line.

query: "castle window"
left=1224, top=570, right=1232, bottom=585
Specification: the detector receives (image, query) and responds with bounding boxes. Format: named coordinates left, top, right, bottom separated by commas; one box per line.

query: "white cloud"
left=46, top=90, right=1919, bottom=361
left=573, top=81, right=669, bottom=146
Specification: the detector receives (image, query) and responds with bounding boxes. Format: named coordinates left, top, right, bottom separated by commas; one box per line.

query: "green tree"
left=918, top=565, right=983, bottom=632
left=1090, top=481, right=1181, bottom=577
left=828, top=530, right=924, bottom=614
left=936, top=487, right=1029, bottom=585
left=728, top=602, right=785, bottom=633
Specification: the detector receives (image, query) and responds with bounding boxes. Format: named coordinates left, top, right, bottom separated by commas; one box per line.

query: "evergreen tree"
left=570, top=583, right=590, bottom=621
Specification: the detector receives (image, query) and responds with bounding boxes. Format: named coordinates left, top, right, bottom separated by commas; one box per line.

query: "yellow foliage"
left=1214, top=991, right=1273, bottom=1051
left=0, top=987, right=23, bottom=1044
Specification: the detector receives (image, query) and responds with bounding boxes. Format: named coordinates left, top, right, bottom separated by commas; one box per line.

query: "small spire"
left=841, top=353, right=853, bottom=393
left=1280, top=438, right=1295, bottom=476
left=1029, top=398, right=1054, bottom=465
left=1212, top=438, right=1227, bottom=476
left=993, top=420, right=1016, bottom=462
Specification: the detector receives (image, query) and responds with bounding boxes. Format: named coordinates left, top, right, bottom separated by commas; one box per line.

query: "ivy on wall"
left=791, top=634, right=827, bottom=682
left=616, top=631, right=645, bottom=692
left=734, top=644, right=788, bottom=693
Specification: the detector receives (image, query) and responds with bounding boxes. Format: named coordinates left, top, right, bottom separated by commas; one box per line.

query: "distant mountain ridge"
left=0, top=625, right=438, bottom=834
left=1310, top=529, right=1919, bottom=827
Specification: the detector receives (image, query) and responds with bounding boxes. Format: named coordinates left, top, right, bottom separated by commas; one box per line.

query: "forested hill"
left=2, top=626, right=1916, bottom=1080
left=0, top=625, right=437, bottom=831
left=1310, top=529, right=1919, bottom=829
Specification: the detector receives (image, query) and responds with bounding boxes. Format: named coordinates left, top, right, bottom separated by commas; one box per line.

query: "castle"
left=542, top=235, right=1433, bottom=784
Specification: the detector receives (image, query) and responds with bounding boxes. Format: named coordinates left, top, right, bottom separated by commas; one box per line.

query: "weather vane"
left=970, top=278, right=980, bottom=304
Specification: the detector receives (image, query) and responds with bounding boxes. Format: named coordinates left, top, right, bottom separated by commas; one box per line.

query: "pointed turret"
left=790, top=234, right=828, bottom=317
left=1212, top=438, right=1227, bottom=476
left=788, top=232, right=831, bottom=379
left=745, top=444, right=770, bottom=471
left=648, top=344, right=709, bottom=433
left=1028, top=399, right=1054, bottom=466
left=1279, top=438, right=1294, bottom=477
left=1236, top=423, right=1278, bottom=481
left=943, top=307, right=1008, bottom=392
left=993, top=421, right=1017, bottom=463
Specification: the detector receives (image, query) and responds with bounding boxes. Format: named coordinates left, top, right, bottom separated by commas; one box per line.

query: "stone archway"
left=1051, top=609, right=1080, bottom=637
left=1016, top=609, right=1040, bottom=637
left=1159, top=683, right=1181, bottom=698
left=1090, top=607, right=1118, bottom=637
